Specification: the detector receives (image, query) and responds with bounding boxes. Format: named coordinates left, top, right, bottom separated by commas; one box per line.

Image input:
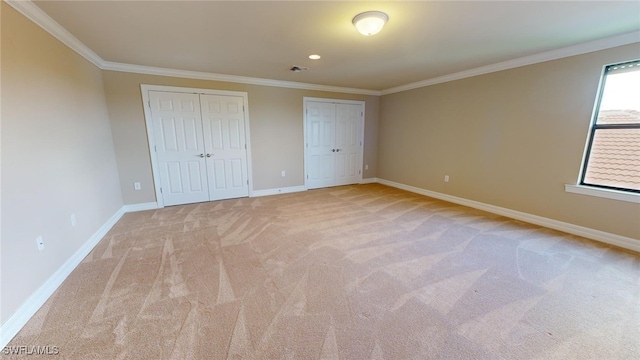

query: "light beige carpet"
left=4, top=184, right=639, bottom=359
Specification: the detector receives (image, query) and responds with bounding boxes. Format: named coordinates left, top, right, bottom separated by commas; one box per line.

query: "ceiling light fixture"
left=352, top=11, right=388, bottom=36
left=309, top=54, right=321, bottom=60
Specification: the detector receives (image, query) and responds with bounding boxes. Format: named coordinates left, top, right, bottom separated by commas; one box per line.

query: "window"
left=580, top=60, right=640, bottom=193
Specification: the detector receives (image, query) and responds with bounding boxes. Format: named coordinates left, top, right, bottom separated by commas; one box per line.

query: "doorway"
left=304, top=97, right=365, bottom=189
left=142, top=85, right=252, bottom=207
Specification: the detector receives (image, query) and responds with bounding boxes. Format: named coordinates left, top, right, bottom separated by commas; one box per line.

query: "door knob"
left=206, top=153, right=213, bottom=157
left=197, top=154, right=205, bottom=158
left=332, top=149, right=336, bottom=152
left=336, top=149, right=341, bottom=152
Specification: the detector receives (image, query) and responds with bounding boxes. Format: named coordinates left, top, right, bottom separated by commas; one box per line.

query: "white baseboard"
left=251, top=186, right=307, bottom=197
left=360, top=177, right=378, bottom=184
left=123, top=202, right=158, bottom=212
left=377, top=178, right=640, bottom=253
left=0, top=207, right=126, bottom=349
left=1, top=201, right=160, bottom=347
left=3, top=180, right=635, bottom=348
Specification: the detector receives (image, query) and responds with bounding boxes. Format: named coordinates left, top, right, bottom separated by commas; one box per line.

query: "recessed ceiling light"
left=309, top=54, right=321, bottom=60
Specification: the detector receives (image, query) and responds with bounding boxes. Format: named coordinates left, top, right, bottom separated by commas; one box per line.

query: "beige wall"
left=379, top=44, right=640, bottom=239
left=1, top=0, right=637, bottom=332
left=1, top=4, right=123, bottom=324
left=102, top=71, right=379, bottom=204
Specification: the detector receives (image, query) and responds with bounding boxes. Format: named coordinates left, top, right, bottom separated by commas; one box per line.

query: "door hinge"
left=154, top=145, right=157, bottom=152
left=247, top=179, right=249, bottom=185
left=359, top=170, right=361, bottom=174
left=360, top=141, right=362, bottom=146
left=160, top=187, right=163, bottom=193
left=245, top=144, right=247, bottom=149
left=306, top=174, right=309, bottom=179
left=148, top=100, right=151, bottom=108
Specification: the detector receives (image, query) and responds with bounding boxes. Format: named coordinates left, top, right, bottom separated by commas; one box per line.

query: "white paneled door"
left=149, top=92, right=209, bottom=206
left=335, top=103, right=363, bottom=186
left=149, top=91, right=249, bottom=206
left=305, top=99, right=364, bottom=190
left=306, top=101, right=336, bottom=189
left=200, top=94, right=249, bottom=201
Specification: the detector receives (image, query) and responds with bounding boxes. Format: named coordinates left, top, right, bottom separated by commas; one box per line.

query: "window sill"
left=565, top=184, right=640, bottom=204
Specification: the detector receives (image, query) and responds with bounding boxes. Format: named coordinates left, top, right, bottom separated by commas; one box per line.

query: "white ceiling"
left=30, top=1, right=640, bottom=91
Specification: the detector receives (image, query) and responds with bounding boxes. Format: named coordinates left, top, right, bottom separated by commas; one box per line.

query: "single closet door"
left=149, top=91, right=209, bottom=206
left=201, top=94, right=249, bottom=201
left=305, top=99, right=364, bottom=190
left=306, top=101, right=337, bottom=189
left=334, top=103, right=363, bottom=186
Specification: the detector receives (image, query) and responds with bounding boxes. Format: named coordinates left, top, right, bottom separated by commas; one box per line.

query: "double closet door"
left=305, top=100, right=364, bottom=189
left=149, top=91, right=249, bottom=206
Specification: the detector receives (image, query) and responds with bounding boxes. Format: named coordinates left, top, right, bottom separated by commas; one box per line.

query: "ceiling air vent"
left=290, top=66, right=308, bottom=72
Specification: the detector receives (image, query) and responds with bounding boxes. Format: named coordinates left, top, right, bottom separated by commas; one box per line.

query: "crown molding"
left=380, top=31, right=640, bottom=95
left=7, top=0, right=639, bottom=97
left=5, top=0, right=379, bottom=96
left=381, top=31, right=640, bottom=95
left=5, top=0, right=105, bottom=68
left=101, top=61, right=381, bottom=96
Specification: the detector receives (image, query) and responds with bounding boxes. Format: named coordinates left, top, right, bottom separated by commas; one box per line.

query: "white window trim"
left=569, top=59, right=640, bottom=203
left=565, top=184, right=640, bottom=203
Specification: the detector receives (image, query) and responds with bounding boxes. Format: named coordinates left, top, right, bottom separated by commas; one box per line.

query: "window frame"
left=578, top=59, right=640, bottom=194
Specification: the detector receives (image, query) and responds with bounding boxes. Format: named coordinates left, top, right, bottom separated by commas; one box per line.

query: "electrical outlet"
left=444, top=175, right=450, bottom=183
left=281, top=171, right=286, bottom=177
left=36, top=236, right=45, bottom=252
left=134, top=182, right=141, bottom=190
left=70, top=213, right=77, bottom=227
left=365, top=164, right=369, bottom=170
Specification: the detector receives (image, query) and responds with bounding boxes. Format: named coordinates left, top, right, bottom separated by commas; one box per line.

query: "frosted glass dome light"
left=353, top=11, right=389, bottom=36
